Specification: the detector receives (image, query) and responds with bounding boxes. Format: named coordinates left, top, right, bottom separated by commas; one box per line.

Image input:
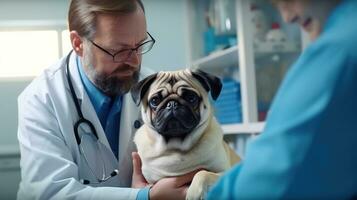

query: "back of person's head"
left=68, top=0, right=145, bottom=40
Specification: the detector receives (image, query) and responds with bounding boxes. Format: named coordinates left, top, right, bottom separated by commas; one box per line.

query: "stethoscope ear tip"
left=112, top=169, right=119, bottom=176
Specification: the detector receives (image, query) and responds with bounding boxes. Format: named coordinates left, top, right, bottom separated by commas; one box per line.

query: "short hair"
left=68, top=0, right=145, bottom=39
left=271, top=0, right=290, bottom=4
left=271, top=0, right=281, bottom=4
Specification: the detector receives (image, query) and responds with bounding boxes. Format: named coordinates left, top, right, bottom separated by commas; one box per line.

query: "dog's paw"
left=186, top=170, right=220, bottom=200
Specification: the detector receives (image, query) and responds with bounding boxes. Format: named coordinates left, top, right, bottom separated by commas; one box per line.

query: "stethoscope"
left=65, top=50, right=119, bottom=185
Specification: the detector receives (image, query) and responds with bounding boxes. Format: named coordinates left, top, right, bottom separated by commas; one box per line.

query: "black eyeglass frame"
left=89, top=31, right=155, bottom=63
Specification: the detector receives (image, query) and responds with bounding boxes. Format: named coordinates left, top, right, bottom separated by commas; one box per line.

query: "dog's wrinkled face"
left=146, top=73, right=202, bottom=141
left=131, top=69, right=222, bottom=144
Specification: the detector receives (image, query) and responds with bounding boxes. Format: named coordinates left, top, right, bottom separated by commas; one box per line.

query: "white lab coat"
left=17, top=51, right=151, bottom=200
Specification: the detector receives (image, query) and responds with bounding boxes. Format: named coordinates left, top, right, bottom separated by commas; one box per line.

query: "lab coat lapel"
left=118, top=94, right=140, bottom=165
left=67, top=52, right=113, bottom=153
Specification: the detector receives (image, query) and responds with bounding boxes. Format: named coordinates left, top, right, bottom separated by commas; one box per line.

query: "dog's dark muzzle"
left=153, top=99, right=200, bottom=142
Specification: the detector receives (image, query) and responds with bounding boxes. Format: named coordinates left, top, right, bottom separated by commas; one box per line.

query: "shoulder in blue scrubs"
left=208, top=0, right=357, bottom=199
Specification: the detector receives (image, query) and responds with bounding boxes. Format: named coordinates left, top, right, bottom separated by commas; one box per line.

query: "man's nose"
left=124, top=50, right=141, bottom=67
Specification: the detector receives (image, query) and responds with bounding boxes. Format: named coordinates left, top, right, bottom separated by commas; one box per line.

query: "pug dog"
left=131, top=69, right=241, bottom=200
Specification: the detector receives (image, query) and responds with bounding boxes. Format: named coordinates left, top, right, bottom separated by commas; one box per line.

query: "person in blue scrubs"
left=208, top=0, right=357, bottom=199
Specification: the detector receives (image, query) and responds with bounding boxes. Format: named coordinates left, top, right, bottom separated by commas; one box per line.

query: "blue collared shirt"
left=77, top=57, right=121, bottom=159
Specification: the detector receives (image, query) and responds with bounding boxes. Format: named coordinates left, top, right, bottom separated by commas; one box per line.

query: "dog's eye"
left=183, top=91, right=199, bottom=104
left=149, top=96, right=161, bottom=108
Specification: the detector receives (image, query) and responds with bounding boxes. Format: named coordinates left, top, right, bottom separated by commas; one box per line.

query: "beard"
left=88, top=67, right=139, bottom=97
left=82, top=48, right=140, bottom=97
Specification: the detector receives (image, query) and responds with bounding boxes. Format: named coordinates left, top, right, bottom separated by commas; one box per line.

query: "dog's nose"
left=166, top=100, right=178, bottom=110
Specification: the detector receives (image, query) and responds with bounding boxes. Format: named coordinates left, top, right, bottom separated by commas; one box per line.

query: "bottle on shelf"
left=203, top=0, right=237, bottom=56
left=265, top=22, right=287, bottom=42
left=250, top=4, right=270, bottom=43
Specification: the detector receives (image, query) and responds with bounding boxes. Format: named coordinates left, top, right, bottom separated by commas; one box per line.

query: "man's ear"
left=131, top=73, right=158, bottom=106
left=191, top=69, right=222, bottom=100
left=70, top=31, right=84, bottom=56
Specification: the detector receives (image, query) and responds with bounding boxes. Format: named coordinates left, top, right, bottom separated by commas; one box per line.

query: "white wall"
left=0, top=0, right=69, bottom=20
left=143, top=0, right=189, bottom=71
left=0, top=0, right=188, bottom=199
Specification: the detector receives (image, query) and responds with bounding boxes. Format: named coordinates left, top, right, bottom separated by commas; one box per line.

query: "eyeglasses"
left=89, top=32, right=155, bottom=63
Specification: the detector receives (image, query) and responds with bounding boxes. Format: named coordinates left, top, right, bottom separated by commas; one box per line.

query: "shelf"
left=191, top=45, right=239, bottom=73
left=0, top=146, right=20, bottom=170
left=222, top=122, right=265, bottom=135
left=0, top=145, right=20, bottom=157
left=255, top=40, right=300, bottom=57
left=191, top=41, right=300, bottom=73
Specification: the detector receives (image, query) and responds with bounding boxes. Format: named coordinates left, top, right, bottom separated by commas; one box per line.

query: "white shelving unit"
left=192, top=45, right=239, bottom=73
left=222, top=122, right=265, bottom=135
left=186, top=0, right=302, bottom=139
left=255, top=41, right=300, bottom=59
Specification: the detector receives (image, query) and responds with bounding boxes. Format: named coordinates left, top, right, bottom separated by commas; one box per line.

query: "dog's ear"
left=191, top=70, right=222, bottom=100
left=131, top=73, right=158, bottom=106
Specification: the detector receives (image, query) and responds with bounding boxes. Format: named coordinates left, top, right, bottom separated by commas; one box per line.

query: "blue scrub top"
left=208, top=0, right=357, bottom=199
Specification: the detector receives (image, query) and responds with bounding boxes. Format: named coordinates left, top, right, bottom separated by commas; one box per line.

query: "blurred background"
left=0, top=0, right=304, bottom=199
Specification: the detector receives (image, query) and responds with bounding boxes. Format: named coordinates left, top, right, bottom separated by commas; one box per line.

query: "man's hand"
left=132, top=152, right=200, bottom=200
left=149, top=170, right=199, bottom=200
left=131, top=152, right=149, bottom=188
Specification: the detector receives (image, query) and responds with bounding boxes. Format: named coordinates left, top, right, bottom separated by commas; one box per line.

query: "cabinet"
left=186, top=0, right=303, bottom=155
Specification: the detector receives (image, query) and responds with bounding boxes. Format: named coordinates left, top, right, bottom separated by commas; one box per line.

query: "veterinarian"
left=208, top=0, right=357, bottom=199
left=17, top=0, right=196, bottom=199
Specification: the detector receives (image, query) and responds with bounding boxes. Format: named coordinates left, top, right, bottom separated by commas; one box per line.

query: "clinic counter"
left=0, top=145, right=20, bottom=170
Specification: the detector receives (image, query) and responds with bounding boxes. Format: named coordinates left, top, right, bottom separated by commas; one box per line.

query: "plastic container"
left=251, top=4, right=269, bottom=42
left=208, top=0, right=237, bottom=36
left=266, top=22, right=287, bottom=42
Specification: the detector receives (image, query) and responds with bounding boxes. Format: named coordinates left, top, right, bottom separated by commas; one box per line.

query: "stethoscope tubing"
left=64, top=50, right=119, bottom=184
left=65, top=50, right=99, bottom=144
